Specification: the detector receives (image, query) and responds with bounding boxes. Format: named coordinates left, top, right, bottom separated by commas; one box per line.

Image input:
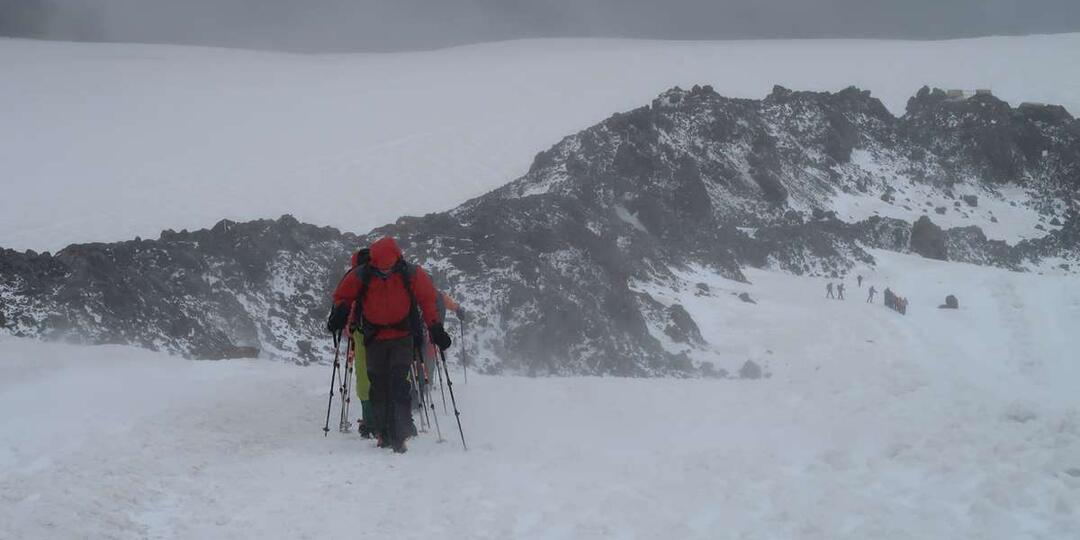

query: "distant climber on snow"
left=837, top=283, right=845, bottom=300
left=826, top=282, right=834, bottom=299
left=867, top=286, right=876, bottom=303
left=857, top=275, right=864, bottom=287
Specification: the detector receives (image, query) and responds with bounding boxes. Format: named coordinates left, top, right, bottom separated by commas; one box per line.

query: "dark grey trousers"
left=366, top=336, right=414, bottom=445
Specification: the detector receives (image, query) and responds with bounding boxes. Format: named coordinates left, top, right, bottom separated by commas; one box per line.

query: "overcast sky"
left=3, top=0, right=1080, bottom=52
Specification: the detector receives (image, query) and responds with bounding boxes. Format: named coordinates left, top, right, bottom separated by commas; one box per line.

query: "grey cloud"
left=2, top=0, right=1079, bottom=52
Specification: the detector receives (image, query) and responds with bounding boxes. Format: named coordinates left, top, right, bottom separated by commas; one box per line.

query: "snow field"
left=3, top=34, right=1080, bottom=251
left=2, top=251, right=1078, bottom=539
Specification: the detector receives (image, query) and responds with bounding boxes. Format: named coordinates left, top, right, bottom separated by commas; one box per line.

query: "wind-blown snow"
left=2, top=34, right=1080, bottom=251
left=2, top=251, right=1077, bottom=538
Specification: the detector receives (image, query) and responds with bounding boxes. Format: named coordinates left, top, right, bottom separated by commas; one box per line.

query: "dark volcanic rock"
left=939, top=295, right=959, bottom=309
left=664, top=304, right=705, bottom=345
left=739, top=360, right=763, bottom=379
left=0, top=216, right=357, bottom=364
left=910, top=216, right=948, bottom=260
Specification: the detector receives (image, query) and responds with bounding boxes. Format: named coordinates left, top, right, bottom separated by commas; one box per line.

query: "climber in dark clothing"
left=867, top=286, right=876, bottom=303
left=826, top=282, right=834, bottom=299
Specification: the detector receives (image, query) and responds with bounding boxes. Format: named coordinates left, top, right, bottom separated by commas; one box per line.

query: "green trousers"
left=351, top=330, right=375, bottom=425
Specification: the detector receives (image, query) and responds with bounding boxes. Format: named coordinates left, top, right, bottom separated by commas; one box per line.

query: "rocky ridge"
left=2, top=85, right=1078, bottom=375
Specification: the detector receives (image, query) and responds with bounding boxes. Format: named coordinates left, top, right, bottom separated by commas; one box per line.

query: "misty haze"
left=1, top=1, right=1079, bottom=539
left=1, top=0, right=1079, bottom=51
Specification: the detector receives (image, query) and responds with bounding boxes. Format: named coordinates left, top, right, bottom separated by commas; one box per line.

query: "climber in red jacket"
left=327, top=236, right=451, bottom=453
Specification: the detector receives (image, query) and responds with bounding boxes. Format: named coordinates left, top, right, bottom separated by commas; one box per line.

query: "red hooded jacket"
left=332, top=237, right=440, bottom=341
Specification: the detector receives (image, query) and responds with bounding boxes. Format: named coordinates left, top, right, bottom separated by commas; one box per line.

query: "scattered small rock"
left=935, top=207, right=946, bottom=215
left=1035, top=224, right=1046, bottom=231
left=1066, top=468, right=1080, bottom=478
left=695, top=282, right=711, bottom=296
left=990, top=216, right=999, bottom=223
left=739, top=360, right=763, bottom=380
left=738, top=292, right=757, bottom=304
left=962, top=194, right=979, bottom=207
left=1002, top=401, right=1038, bottom=423
left=1050, top=217, right=1062, bottom=226
left=938, top=294, right=959, bottom=309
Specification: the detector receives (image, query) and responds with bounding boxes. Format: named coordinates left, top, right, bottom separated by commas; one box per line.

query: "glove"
left=326, top=304, right=349, bottom=333
left=429, top=323, right=452, bottom=351
left=455, top=307, right=467, bottom=323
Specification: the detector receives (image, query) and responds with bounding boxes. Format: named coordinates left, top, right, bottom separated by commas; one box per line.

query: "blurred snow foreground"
left=2, top=252, right=1078, bottom=539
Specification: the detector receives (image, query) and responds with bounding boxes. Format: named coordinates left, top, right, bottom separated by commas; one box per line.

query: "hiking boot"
left=358, top=422, right=373, bottom=439
left=376, top=435, right=390, bottom=449
left=392, top=441, right=407, bottom=454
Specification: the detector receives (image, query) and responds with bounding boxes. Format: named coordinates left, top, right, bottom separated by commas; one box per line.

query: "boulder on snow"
left=739, top=360, right=763, bottom=379
left=1050, top=217, right=1063, bottom=226
left=909, top=216, right=948, bottom=260
left=1002, top=401, right=1038, bottom=423
left=935, top=206, right=947, bottom=215
left=938, top=294, right=959, bottom=309
left=664, top=304, right=704, bottom=345
left=737, top=292, right=757, bottom=304
left=962, top=195, right=979, bottom=207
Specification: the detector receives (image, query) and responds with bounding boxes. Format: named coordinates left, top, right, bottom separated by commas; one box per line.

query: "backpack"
left=350, top=258, right=423, bottom=347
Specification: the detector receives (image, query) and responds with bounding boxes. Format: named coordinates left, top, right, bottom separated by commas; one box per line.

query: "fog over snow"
left=2, top=34, right=1080, bottom=251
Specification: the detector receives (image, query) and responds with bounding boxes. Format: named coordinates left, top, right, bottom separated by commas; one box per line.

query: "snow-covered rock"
left=2, top=86, right=1078, bottom=375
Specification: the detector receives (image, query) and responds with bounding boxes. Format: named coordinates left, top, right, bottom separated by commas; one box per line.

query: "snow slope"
left=3, top=34, right=1080, bottom=251
left=3, top=252, right=1077, bottom=539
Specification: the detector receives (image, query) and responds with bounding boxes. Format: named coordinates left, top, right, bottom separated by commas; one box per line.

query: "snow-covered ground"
left=830, top=150, right=1063, bottom=243
left=3, top=34, right=1080, bottom=251
left=3, top=252, right=1077, bottom=539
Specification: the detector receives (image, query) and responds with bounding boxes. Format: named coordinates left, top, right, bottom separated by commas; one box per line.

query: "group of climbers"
left=325, top=236, right=464, bottom=453
left=824, top=282, right=845, bottom=300
left=883, top=287, right=908, bottom=315
left=826, top=274, right=908, bottom=314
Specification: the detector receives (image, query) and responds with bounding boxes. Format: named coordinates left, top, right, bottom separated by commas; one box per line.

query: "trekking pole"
left=459, top=319, right=468, bottom=384
left=408, top=349, right=429, bottom=433
left=425, top=362, right=445, bottom=443
left=437, top=348, right=468, bottom=451
left=338, top=336, right=354, bottom=433
left=322, top=331, right=342, bottom=437
left=436, top=350, right=448, bottom=414
left=416, top=360, right=432, bottom=430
